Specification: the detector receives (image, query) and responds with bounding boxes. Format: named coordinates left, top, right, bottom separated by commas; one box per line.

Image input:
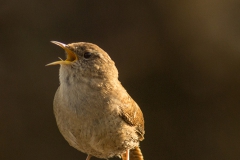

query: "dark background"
left=1, top=1, right=240, bottom=160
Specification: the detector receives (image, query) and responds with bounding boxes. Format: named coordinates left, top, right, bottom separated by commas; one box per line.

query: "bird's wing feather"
left=119, top=95, right=145, bottom=141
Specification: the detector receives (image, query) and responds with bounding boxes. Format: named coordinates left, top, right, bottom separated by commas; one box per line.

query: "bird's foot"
left=86, top=155, right=92, bottom=160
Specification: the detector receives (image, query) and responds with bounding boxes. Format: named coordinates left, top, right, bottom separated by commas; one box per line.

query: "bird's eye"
left=83, top=52, right=92, bottom=59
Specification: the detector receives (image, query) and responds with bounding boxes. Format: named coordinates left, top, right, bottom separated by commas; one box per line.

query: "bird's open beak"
left=46, top=41, right=78, bottom=66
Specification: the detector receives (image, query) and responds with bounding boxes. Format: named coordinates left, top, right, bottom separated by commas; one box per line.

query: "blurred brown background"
left=1, top=0, right=240, bottom=160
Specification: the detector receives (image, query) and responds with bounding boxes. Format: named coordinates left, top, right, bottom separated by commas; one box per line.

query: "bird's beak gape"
left=46, top=41, right=78, bottom=66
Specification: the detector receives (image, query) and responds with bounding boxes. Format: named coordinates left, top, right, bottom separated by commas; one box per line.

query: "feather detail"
left=121, top=147, right=144, bottom=160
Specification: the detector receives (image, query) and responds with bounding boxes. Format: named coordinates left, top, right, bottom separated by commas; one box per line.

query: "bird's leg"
left=86, top=155, right=92, bottom=160
left=126, top=149, right=130, bottom=160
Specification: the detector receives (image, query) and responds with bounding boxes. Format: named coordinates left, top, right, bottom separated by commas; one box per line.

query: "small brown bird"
left=46, top=41, right=145, bottom=160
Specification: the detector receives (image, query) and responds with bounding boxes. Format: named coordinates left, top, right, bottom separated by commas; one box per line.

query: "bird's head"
left=47, top=41, right=118, bottom=80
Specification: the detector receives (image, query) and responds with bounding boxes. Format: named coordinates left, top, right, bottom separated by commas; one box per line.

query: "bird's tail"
left=122, top=146, right=144, bottom=160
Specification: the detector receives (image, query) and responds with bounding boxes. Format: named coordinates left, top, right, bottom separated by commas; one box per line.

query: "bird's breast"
left=53, top=85, right=139, bottom=158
